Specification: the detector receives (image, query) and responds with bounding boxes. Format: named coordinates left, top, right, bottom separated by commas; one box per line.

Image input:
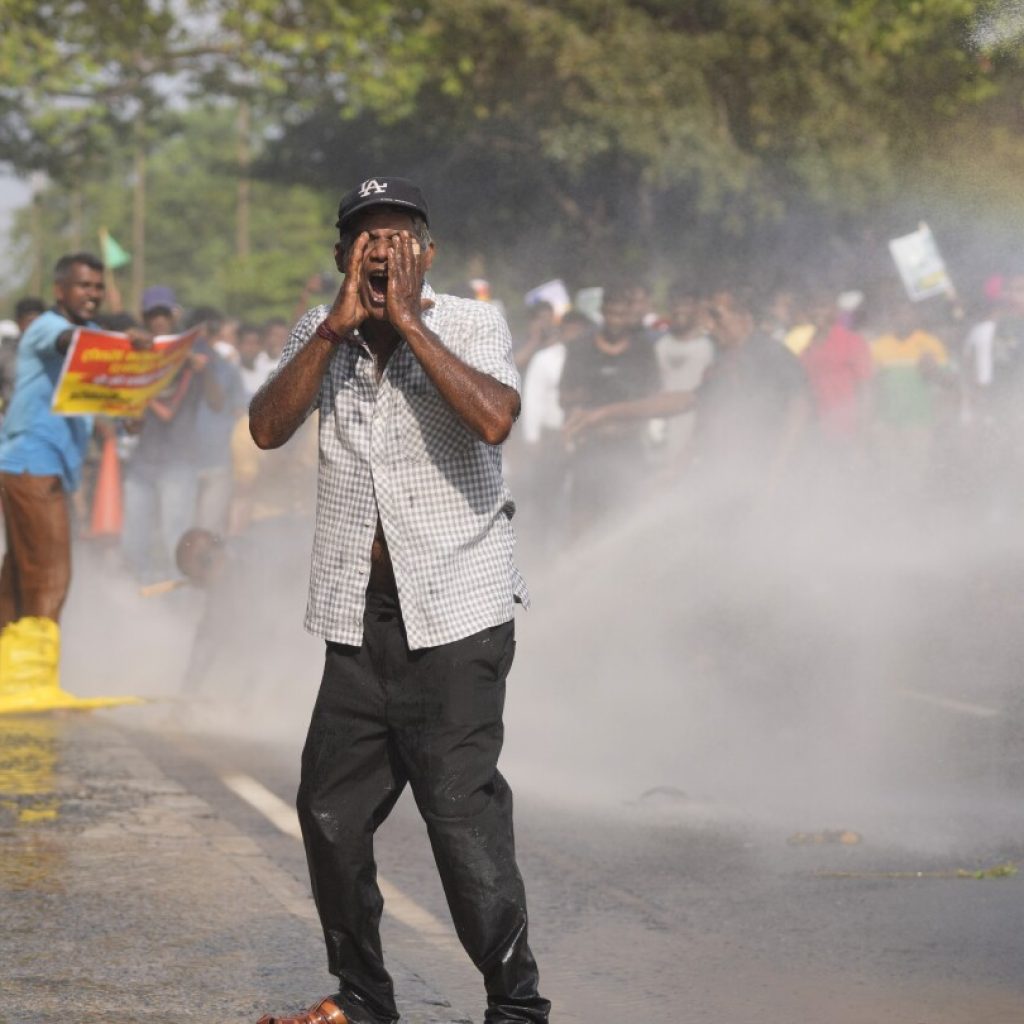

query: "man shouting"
left=249, top=177, right=549, bottom=1024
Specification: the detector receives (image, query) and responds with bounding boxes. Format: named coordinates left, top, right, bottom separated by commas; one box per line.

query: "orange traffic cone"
left=90, top=435, right=123, bottom=537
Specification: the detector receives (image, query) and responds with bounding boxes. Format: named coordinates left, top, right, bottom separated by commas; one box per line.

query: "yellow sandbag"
left=0, top=617, right=143, bottom=715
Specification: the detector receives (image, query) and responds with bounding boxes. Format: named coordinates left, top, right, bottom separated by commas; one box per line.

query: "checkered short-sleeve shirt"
left=273, top=282, right=529, bottom=650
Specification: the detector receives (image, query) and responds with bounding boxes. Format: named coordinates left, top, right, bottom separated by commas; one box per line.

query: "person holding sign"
left=0, top=253, right=150, bottom=688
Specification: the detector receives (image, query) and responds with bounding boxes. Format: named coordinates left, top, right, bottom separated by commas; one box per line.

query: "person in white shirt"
left=520, top=309, right=592, bottom=444
left=236, top=322, right=273, bottom=397
left=518, top=311, right=593, bottom=552
left=650, top=285, right=715, bottom=466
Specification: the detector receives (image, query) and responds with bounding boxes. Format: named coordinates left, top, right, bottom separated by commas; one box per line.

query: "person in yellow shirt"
left=230, top=413, right=317, bottom=531
left=871, top=328, right=948, bottom=424
left=870, top=303, right=953, bottom=490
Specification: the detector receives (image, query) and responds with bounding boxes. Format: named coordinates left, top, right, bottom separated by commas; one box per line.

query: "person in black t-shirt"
left=559, top=282, right=693, bottom=534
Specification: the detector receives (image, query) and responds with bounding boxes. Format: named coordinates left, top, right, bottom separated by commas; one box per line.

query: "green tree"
left=245, top=0, right=1024, bottom=291
left=7, top=108, right=334, bottom=320
left=5, top=0, right=1024, bottom=308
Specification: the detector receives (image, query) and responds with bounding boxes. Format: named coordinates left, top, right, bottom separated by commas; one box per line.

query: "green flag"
left=100, top=229, right=131, bottom=270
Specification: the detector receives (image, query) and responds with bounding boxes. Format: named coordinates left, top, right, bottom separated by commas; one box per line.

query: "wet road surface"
left=4, top=511, right=1024, bottom=1022
left=1, top=698, right=1021, bottom=1024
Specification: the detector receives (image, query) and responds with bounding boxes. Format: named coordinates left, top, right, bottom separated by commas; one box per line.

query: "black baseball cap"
left=335, top=176, right=430, bottom=231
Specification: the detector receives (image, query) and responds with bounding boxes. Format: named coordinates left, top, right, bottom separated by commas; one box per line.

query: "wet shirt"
left=0, top=309, right=93, bottom=491
left=276, top=282, right=527, bottom=650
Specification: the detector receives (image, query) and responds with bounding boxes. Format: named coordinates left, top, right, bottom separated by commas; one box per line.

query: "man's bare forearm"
left=564, top=389, right=695, bottom=443
left=249, top=333, right=335, bottom=449
left=603, top=389, right=696, bottom=422
left=400, top=318, right=519, bottom=445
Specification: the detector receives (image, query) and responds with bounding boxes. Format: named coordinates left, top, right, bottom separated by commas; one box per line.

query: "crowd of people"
left=0, top=257, right=324, bottom=702
left=0, top=251, right=1019, bottom=695
left=0, top=279, right=319, bottom=580
left=508, top=272, right=1024, bottom=548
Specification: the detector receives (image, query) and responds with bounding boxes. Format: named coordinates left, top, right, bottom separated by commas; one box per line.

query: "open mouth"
left=367, top=270, right=388, bottom=305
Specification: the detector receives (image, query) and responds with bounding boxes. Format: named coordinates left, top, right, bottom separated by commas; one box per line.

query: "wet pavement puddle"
left=0, top=714, right=66, bottom=892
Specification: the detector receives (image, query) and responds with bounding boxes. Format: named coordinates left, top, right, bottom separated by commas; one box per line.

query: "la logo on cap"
left=359, top=178, right=388, bottom=197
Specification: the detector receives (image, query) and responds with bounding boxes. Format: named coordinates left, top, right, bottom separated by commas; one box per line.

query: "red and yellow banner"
left=51, top=326, right=201, bottom=417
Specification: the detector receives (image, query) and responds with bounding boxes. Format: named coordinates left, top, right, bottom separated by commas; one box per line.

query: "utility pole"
left=29, top=171, right=47, bottom=295
left=131, top=114, right=147, bottom=313
left=236, top=98, right=251, bottom=260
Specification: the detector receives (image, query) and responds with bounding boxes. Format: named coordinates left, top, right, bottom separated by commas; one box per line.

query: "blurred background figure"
left=762, top=288, right=798, bottom=346
left=518, top=309, right=592, bottom=557
left=0, top=318, right=20, bottom=420
left=559, top=281, right=663, bottom=535
left=799, top=290, right=873, bottom=474
left=0, top=297, right=45, bottom=420
left=175, top=526, right=228, bottom=695
left=188, top=307, right=247, bottom=537
left=229, top=412, right=317, bottom=536
left=630, top=282, right=662, bottom=337
left=121, top=292, right=226, bottom=583
left=140, top=285, right=180, bottom=336
left=960, top=271, right=1024, bottom=522
left=869, top=300, right=953, bottom=498
left=650, top=282, right=715, bottom=472
left=210, top=315, right=240, bottom=364
left=259, top=317, right=289, bottom=374
left=514, top=300, right=557, bottom=372
left=694, top=287, right=810, bottom=511
left=234, top=321, right=270, bottom=398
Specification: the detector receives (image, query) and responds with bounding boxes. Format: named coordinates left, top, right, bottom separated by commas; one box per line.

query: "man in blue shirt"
left=0, top=253, right=149, bottom=686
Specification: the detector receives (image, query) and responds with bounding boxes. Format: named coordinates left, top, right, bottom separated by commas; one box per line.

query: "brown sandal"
left=256, top=996, right=349, bottom=1024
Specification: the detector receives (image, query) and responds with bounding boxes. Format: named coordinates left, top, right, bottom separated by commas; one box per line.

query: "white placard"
left=524, top=279, right=572, bottom=319
left=889, top=223, right=953, bottom=302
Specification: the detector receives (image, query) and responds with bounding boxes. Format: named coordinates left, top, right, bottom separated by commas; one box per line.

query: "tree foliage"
left=2, top=0, right=1024, bottom=311
left=9, top=107, right=334, bottom=321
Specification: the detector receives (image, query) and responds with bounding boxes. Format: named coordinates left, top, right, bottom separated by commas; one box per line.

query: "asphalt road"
left=135, top=710, right=1023, bottom=1024
left=3, top=499, right=1024, bottom=1023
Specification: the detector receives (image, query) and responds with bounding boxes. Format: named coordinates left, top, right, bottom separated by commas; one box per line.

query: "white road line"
left=223, top=772, right=303, bottom=839
left=221, top=772, right=461, bottom=950
left=897, top=688, right=1001, bottom=719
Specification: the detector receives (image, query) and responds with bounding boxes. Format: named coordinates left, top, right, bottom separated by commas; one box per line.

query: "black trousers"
left=297, top=591, right=550, bottom=1024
